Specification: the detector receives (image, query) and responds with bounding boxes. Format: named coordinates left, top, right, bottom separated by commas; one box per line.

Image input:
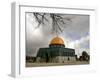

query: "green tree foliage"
left=79, top=51, right=90, bottom=61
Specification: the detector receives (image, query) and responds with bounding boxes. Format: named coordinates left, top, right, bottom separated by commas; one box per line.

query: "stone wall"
left=54, top=56, right=76, bottom=63
left=36, top=56, right=76, bottom=63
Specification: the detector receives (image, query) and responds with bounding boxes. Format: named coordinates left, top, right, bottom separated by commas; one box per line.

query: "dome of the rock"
left=36, top=36, right=76, bottom=63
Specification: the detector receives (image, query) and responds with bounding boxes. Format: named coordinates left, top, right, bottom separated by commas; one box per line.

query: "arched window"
left=68, top=57, right=70, bottom=61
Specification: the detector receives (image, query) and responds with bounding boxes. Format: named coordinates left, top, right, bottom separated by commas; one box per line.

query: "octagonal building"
left=36, top=37, right=76, bottom=63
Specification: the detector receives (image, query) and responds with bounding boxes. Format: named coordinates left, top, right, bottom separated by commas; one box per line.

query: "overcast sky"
left=26, top=12, right=89, bottom=57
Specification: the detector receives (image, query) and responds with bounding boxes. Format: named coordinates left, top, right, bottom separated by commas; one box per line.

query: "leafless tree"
left=33, top=13, right=72, bottom=36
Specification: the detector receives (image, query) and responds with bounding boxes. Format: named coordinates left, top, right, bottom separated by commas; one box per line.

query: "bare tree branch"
left=33, top=12, right=72, bottom=36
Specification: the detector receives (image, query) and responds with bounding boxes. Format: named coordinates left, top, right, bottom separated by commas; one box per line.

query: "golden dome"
left=50, top=37, right=64, bottom=45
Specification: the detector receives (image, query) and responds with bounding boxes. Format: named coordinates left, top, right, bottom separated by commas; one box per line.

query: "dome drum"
left=49, top=44, right=65, bottom=48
